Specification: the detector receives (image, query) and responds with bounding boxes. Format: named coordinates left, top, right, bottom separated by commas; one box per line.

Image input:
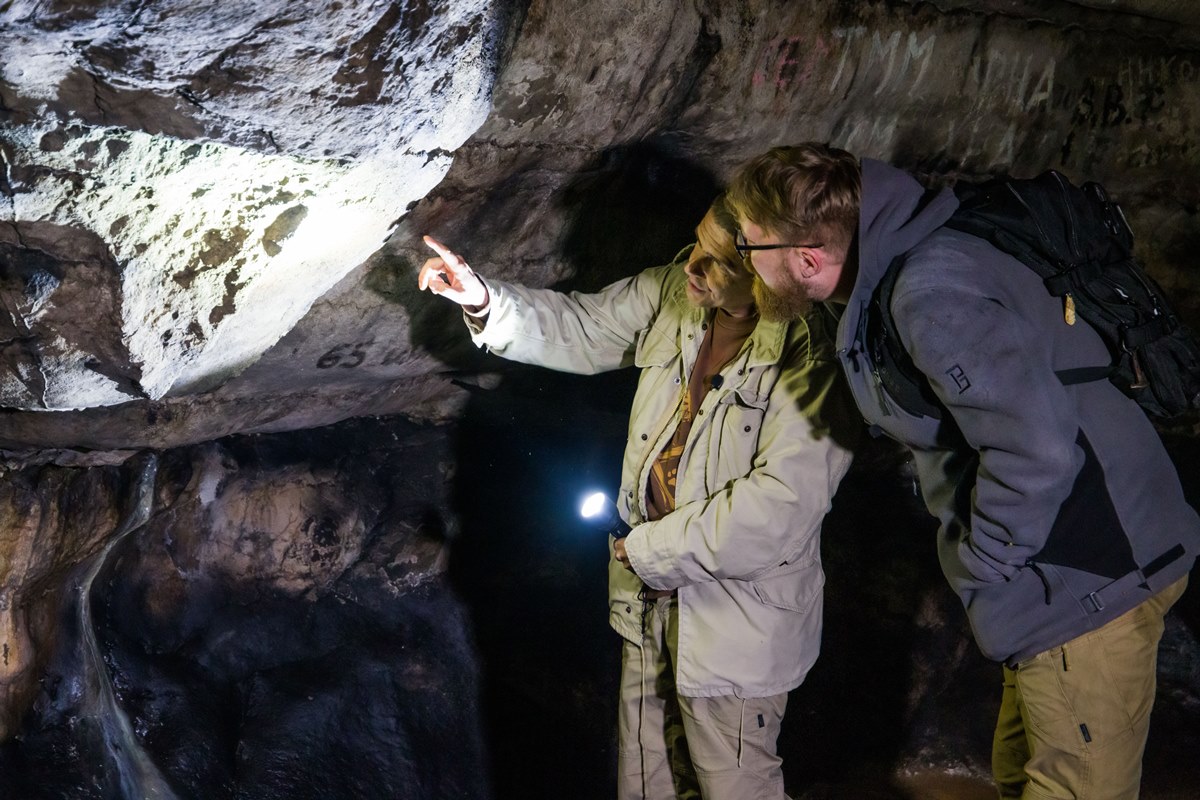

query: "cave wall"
left=401, top=0, right=1200, bottom=327
left=0, top=417, right=488, bottom=799
left=2, top=0, right=513, bottom=410
left=4, top=0, right=1200, bottom=448
left=2, top=1, right=1200, bottom=798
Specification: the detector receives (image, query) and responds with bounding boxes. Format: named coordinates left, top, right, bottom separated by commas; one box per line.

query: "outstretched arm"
left=418, top=234, right=680, bottom=375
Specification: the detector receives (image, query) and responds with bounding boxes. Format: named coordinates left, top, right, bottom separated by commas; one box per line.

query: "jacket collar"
left=678, top=296, right=790, bottom=369
left=746, top=316, right=790, bottom=368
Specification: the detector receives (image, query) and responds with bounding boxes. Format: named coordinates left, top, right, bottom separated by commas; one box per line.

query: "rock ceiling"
left=3, top=0, right=1200, bottom=460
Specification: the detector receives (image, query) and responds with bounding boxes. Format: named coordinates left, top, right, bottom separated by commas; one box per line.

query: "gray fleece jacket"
left=837, top=158, right=1200, bottom=664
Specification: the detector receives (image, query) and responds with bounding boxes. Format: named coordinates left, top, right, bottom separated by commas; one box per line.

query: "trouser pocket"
left=1002, top=579, right=1185, bottom=799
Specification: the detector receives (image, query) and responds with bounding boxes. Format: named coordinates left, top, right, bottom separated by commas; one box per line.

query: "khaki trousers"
left=992, top=576, right=1188, bottom=800
left=616, top=596, right=788, bottom=800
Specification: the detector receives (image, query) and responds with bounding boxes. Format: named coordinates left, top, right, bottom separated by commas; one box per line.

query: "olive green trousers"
left=993, top=576, right=1188, bottom=799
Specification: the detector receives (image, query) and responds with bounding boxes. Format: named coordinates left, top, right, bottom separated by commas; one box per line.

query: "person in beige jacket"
left=418, top=196, right=857, bottom=800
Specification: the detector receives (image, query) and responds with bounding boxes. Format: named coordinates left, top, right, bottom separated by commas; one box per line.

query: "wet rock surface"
left=0, top=416, right=487, bottom=799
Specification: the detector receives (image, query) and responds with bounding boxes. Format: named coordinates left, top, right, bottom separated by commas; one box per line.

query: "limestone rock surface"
left=4, top=0, right=1200, bottom=450
left=2, top=0, right=510, bottom=411
left=0, top=416, right=484, bottom=799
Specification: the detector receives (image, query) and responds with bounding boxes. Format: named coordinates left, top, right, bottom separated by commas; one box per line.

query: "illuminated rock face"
left=1, top=0, right=508, bottom=409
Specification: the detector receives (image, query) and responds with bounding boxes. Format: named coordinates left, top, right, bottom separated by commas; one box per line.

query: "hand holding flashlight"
left=579, top=491, right=631, bottom=538
left=580, top=492, right=635, bottom=572
left=612, top=536, right=634, bottom=572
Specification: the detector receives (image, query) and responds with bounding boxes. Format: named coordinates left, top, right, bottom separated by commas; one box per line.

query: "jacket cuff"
left=623, top=525, right=675, bottom=591
left=464, top=279, right=501, bottom=338
left=463, top=306, right=489, bottom=335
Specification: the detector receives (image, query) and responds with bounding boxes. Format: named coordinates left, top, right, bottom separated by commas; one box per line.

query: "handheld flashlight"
left=579, top=491, right=632, bottom=539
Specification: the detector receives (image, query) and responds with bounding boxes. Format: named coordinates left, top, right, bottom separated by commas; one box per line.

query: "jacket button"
left=744, top=425, right=751, bottom=432
left=640, top=433, right=648, bottom=440
left=674, top=377, right=681, bottom=384
left=625, top=605, right=632, bottom=613
left=737, top=369, right=745, bottom=375
left=687, top=333, right=694, bottom=340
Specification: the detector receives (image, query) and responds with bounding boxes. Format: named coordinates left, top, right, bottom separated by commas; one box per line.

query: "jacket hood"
left=853, top=159, right=959, bottom=302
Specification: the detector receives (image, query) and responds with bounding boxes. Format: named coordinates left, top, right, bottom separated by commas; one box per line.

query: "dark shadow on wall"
left=444, top=366, right=632, bottom=800
left=555, top=141, right=721, bottom=292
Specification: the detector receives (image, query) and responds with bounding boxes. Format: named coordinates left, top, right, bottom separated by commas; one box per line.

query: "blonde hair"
left=727, top=143, right=860, bottom=258
left=695, top=194, right=744, bottom=274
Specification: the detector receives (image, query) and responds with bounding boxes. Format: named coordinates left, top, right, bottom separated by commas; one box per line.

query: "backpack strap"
left=1043, top=262, right=1103, bottom=297
left=1079, top=542, right=1187, bottom=613
left=866, top=255, right=945, bottom=419
left=867, top=251, right=1119, bottom=410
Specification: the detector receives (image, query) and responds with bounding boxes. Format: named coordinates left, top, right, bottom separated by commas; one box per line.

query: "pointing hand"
left=418, top=236, right=489, bottom=310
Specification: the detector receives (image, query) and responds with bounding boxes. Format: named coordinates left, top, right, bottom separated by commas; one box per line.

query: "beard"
left=752, top=275, right=812, bottom=322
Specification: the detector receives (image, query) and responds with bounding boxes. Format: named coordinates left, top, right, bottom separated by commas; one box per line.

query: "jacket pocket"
left=752, top=559, right=824, bottom=613
left=633, top=321, right=679, bottom=368
left=717, top=390, right=768, bottom=439
left=718, top=387, right=768, bottom=411
left=705, top=389, right=768, bottom=487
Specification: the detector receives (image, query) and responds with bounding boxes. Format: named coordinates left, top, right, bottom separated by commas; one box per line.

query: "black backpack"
left=867, top=170, right=1200, bottom=422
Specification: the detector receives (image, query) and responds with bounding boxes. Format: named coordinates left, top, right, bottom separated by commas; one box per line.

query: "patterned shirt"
left=646, top=308, right=759, bottom=520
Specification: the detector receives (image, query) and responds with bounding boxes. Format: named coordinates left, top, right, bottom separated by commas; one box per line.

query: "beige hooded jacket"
left=469, top=259, right=856, bottom=698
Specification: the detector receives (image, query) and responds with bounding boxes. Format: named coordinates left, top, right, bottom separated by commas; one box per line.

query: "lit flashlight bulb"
left=580, top=492, right=607, bottom=520
left=579, top=491, right=631, bottom=538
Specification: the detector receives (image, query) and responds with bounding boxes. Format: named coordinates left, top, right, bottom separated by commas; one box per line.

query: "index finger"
left=422, top=235, right=462, bottom=267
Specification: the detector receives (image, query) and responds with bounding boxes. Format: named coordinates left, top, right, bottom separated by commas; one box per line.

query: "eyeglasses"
left=734, top=231, right=823, bottom=257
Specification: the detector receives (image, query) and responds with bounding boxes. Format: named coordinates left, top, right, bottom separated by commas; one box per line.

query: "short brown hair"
left=727, top=143, right=861, bottom=258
